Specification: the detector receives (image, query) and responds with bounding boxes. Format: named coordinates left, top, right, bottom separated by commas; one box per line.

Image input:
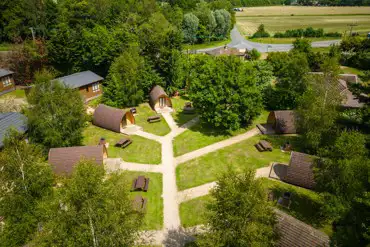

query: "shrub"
left=252, top=24, right=270, bottom=38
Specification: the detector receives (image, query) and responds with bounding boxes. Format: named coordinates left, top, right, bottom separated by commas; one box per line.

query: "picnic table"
left=147, top=115, right=161, bottom=123
left=132, top=195, right=147, bottom=211
left=115, top=138, right=132, bottom=148
left=130, top=107, right=137, bottom=114
left=183, top=102, right=195, bottom=114
left=278, top=192, right=292, bottom=209
left=255, top=140, right=273, bottom=152
left=131, top=176, right=150, bottom=192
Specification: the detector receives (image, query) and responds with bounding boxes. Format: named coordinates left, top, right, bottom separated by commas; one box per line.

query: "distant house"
left=0, top=69, right=15, bottom=96
left=267, top=111, right=297, bottom=134
left=93, top=104, right=135, bottom=133
left=205, top=46, right=245, bottom=57
left=149, top=85, right=172, bottom=113
left=276, top=209, right=329, bottom=247
left=53, top=71, right=103, bottom=102
left=0, top=112, right=28, bottom=149
left=48, top=145, right=107, bottom=175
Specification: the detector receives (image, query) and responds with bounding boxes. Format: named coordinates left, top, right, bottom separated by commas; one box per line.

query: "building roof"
left=205, top=46, right=244, bottom=56
left=149, top=85, right=171, bottom=108
left=48, top=145, right=105, bottom=175
left=0, top=112, right=28, bottom=148
left=0, top=69, right=14, bottom=78
left=283, top=152, right=316, bottom=189
left=276, top=209, right=330, bottom=247
left=53, top=71, right=103, bottom=89
left=93, top=104, right=126, bottom=133
left=272, top=111, right=297, bottom=134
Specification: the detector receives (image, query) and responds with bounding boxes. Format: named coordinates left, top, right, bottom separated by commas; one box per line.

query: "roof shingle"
left=0, top=112, right=28, bottom=148
left=283, top=152, right=316, bottom=189
left=53, top=71, right=103, bottom=89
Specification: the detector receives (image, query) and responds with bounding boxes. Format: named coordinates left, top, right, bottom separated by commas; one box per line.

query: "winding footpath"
left=197, top=27, right=341, bottom=53
left=105, top=113, right=269, bottom=246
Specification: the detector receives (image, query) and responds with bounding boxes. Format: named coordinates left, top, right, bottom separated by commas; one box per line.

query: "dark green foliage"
left=183, top=13, right=199, bottom=43
left=196, top=168, right=278, bottom=246
left=340, top=37, right=370, bottom=70
left=246, top=48, right=261, bottom=61
left=26, top=70, right=86, bottom=149
left=102, top=46, right=164, bottom=108
left=0, top=130, right=53, bottom=247
left=252, top=24, right=270, bottom=38
left=292, top=38, right=312, bottom=54
left=32, top=161, right=142, bottom=246
left=274, top=27, right=341, bottom=38
left=189, top=55, right=263, bottom=131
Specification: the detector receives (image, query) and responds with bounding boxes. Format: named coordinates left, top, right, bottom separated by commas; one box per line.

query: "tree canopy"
left=26, top=70, right=86, bottom=149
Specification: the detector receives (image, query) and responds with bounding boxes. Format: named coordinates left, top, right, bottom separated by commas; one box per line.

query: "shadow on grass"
left=163, top=228, right=197, bottom=247
left=262, top=135, right=305, bottom=152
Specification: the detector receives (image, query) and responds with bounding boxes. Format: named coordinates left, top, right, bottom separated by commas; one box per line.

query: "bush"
left=252, top=24, right=270, bottom=38
left=273, top=27, right=341, bottom=38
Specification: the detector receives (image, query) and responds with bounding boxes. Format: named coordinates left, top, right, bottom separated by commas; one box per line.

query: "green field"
left=236, top=6, right=370, bottom=36
left=176, top=135, right=292, bottom=190
left=248, top=37, right=337, bottom=44
left=173, top=110, right=269, bottom=157
left=83, top=124, right=162, bottom=164
left=180, top=195, right=213, bottom=227
left=122, top=171, right=163, bottom=230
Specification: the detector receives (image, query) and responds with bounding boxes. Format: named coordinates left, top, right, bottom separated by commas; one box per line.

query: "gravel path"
left=175, top=128, right=260, bottom=165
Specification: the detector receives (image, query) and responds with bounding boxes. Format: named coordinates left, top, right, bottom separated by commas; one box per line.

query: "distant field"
left=236, top=6, right=370, bottom=36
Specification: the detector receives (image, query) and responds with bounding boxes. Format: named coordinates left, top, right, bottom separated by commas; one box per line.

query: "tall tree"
left=32, top=161, right=142, bottom=246
left=182, top=13, right=199, bottom=44
left=189, top=55, right=263, bottom=131
left=26, top=70, right=86, bottom=149
left=0, top=130, right=53, bottom=247
left=297, top=59, right=343, bottom=152
left=196, top=169, right=278, bottom=246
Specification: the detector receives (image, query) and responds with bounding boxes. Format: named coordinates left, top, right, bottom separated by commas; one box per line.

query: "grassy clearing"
left=261, top=178, right=332, bottom=235
left=132, top=103, right=171, bottom=136
left=176, top=135, right=292, bottom=190
left=248, top=37, right=337, bottom=44
left=121, top=171, right=163, bottom=230
left=171, top=96, right=197, bottom=126
left=173, top=110, right=269, bottom=157
left=180, top=195, right=213, bottom=227
left=340, top=66, right=363, bottom=75
left=86, top=95, right=102, bottom=108
left=236, top=6, right=370, bottom=17
left=83, top=124, right=161, bottom=164
left=0, top=89, right=26, bottom=99
left=183, top=39, right=231, bottom=50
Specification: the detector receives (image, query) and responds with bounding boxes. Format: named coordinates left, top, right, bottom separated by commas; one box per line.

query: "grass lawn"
left=171, top=96, right=197, bottom=126
left=86, top=95, right=102, bottom=108
left=0, top=89, right=26, bottom=99
left=176, top=135, right=292, bottom=190
left=236, top=6, right=370, bottom=36
left=132, top=103, right=171, bottom=136
left=261, top=178, right=332, bottom=236
left=173, top=110, right=269, bottom=157
left=180, top=195, right=213, bottom=227
left=121, top=171, right=163, bottom=230
left=183, top=39, right=231, bottom=50
left=83, top=124, right=161, bottom=164
left=248, top=37, right=337, bottom=44
left=340, top=66, right=363, bottom=75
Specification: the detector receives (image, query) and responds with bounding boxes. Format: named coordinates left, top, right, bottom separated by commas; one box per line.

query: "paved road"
left=198, top=27, right=341, bottom=53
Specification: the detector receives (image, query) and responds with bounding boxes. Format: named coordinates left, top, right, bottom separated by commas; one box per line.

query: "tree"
left=213, top=9, right=231, bottom=40
left=26, top=70, right=86, bottom=149
left=189, top=55, right=263, bottom=131
left=314, top=130, right=370, bottom=246
left=252, top=24, right=270, bottom=38
left=32, top=161, right=142, bottom=246
left=296, top=59, right=343, bottom=152
left=196, top=168, right=278, bottom=246
left=245, top=48, right=261, bottom=61
left=0, top=130, right=53, bottom=247
left=292, top=38, right=312, bottom=54
left=183, top=13, right=199, bottom=44
left=103, top=46, right=163, bottom=107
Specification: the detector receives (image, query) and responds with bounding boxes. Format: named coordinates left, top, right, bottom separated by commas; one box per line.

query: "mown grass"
left=176, top=135, right=292, bottom=190
left=340, top=65, right=363, bottom=75
left=180, top=195, right=213, bottom=227
left=132, top=103, right=171, bottom=136
left=0, top=89, right=26, bottom=99
left=120, top=171, right=163, bottom=230
left=247, top=37, right=338, bottom=44
left=83, top=124, right=161, bottom=164
left=183, top=39, right=231, bottom=50
left=171, top=96, right=197, bottom=126
left=237, top=15, right=370, bottom=36
left=173, top=110, right=269, bottom=157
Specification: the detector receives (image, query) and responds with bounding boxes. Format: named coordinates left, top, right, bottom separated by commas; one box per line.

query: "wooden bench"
left=147, top=115, right=161, bottom=123
left=115, top=138, right=132, bottom=148
left=131, top=176, right=150, bottom=192
left=132, top=195, right=148, bottom=212
left=254, top=140, right=273, bottom=152
left=277, top=192, right=292, bottom=209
